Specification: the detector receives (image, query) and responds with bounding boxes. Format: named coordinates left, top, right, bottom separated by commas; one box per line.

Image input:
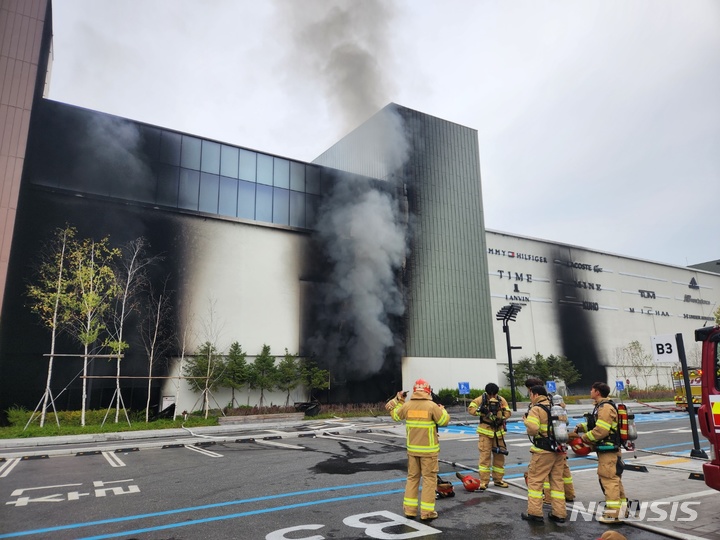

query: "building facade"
left=0, top=3, right=717, bottom=419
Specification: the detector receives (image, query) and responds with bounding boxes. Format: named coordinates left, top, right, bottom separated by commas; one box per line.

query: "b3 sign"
left=651, top=334, right=680, bottom=364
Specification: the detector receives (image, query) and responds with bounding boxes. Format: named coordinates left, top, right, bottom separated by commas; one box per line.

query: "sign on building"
left=651, top=334, right=680, bottom=364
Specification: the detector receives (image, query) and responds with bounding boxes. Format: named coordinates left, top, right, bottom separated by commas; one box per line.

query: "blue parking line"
left=0, top=480, right=406, bottom=539
left=77, top=490, right=403, bottom=540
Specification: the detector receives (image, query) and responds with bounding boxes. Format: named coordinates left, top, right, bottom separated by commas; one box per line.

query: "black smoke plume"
left=550, top=249, right=606, bottom=389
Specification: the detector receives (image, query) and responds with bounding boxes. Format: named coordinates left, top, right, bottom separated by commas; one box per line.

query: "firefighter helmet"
left=569, top=436, right=592, bottom=456
left=413, top=378, right=431, bottom=394
left=456, top=472, right=482, bottom=492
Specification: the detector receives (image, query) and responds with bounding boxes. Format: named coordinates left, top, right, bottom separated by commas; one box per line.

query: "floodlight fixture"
left=496, top=304, right=523, bottom=411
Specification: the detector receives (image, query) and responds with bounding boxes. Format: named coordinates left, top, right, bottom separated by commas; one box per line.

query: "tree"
left=64, top=236, right=121, bottom=426
left=25, top=225, right=77, bottom=427
left=714, top=305, right=720, bottom=325
left=276, top=349, right=301, bottom=406
left=224, top=342, right=249, bottom=408
left=247, top=344, right=278, bottom=407
left=106, top=237, right=161, bottom=423
left=622, top=340, right=655, bottom=389
left=184, top=341, right=226, bottom=418
left=173, top=307, right=196, bottom=420
left=139, top=279, right=173, bottom=422
left=300, top=358, right=330, bottom=401
left=504, top=352, right=581, bottom=390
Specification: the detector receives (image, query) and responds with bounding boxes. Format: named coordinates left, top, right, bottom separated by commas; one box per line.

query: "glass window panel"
left=156, top=163, right=179, bottom=207
left=199, top=172, right=220, bottom=214
left=201, top=140, right=221, bottom=174
left=273, top=158, right=290, bottom=188
left=239, top=149, right=257, bottom=181
left=273, top=187, right=289, bottom=226
left=238, top=179, right=256, bottom=220
left=129, top=165, right=156, bottom=204
left=181, top=136, right=201, bottom=170
left=306, top=194, right=320, bottom=228
left=255, top=184, right=273, bottom=223
left=220, top=145, right=239, bottom=178
left=178, top=168, right=200, bottom=210
left=306, top=165, right=320, bottom=194
left=290, top=161, right=305, bottom=192
left=289, top=190, right=305, bottom=228
left=159, top=131, right=181, bottom=165
left=257, top=153, right=273, bottom=185
left=140, top=126, right=161, bottom=161
left=219, top=176, right=238, bottom=217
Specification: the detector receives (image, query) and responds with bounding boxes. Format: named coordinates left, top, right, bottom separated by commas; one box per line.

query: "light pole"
left=497, top=304, right=522, bottom=411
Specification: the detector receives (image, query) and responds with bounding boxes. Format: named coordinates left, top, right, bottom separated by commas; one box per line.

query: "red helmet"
left=413, top=378, right=431, bottom=394
left=569, top=436, right=592, bottom=456
left=456, top=472, right=482, bottom=492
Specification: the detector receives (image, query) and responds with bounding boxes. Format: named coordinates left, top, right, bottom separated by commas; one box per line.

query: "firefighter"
left=467, top=382, right=512, bottom=489
left=570, top=381, right=627, bottom=523
left=523, top=378, right=575, bottom=503
left=386, top=378, right=450, bottom=521
left=521, top=385, right=567, bottom=523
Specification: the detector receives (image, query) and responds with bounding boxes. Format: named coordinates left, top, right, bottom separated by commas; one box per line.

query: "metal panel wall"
left=0, top=0, right=49, bottom=315
left=314, top=104, right=495, bottom=359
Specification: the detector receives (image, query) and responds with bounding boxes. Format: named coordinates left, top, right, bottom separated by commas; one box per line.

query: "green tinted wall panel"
left=313, top=104, right=495, bottom=359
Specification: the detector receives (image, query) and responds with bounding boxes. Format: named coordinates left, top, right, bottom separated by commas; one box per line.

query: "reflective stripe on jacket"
left=468, top=395, right=511, bottom=437
left=524, top=395, right=552, bottom=453
left=389, top=391, right=450, bottom=456
left=583, top=398, right=618, bottom=447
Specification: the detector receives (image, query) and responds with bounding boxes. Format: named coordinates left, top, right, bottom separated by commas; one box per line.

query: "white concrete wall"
left=401, top=356, right=501, bottom=394
left=486, top=229, right=719, bottom=389
left=163, top=219, right=720, bottom=409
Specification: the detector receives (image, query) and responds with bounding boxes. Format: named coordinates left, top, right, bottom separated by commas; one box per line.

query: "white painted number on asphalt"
left=5, top=479, right=140, bottom=506
left=266, top=512, right=440, bottom=540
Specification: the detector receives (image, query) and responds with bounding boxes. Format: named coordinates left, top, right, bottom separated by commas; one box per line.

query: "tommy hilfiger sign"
left=487, top=248, right=548, bottom=263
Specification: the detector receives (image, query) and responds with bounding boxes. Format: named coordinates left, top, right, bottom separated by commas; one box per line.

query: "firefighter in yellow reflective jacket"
left=386, top=378, right=450, bottom=521
left=467, top=382, right=512, bottom=489
left=524, top=378, right=575, bottom=503
left=571, top=381, right=627, bottom=523
left=521, top=385, right=567, bottom=524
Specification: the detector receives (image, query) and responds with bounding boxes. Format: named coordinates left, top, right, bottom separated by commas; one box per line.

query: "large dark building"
left=0, top=1, right=496, bottom=417
left=2, top=2, right=717, bottom=420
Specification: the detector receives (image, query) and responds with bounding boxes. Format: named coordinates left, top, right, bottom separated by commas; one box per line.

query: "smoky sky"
left=277, top=0, right=396, bottom=137
left=277, top=1, right=411, bottom=382
left=75, top=113, right=155, bottom=200
left=49, top=2, right=720, bottom=267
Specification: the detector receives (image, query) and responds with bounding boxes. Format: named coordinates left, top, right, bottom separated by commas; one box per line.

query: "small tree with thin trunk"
left=184, top=341, right=226, bottom=418
left=224, top=342, right=249, bottom=408
left=276, top=349, right=301, bottom=407
left=624, top=340, right=655, bottom=389
left=25, top=225, right=76, bottom=427
left=65, top=236, right=120, bottom=426
left=247, top=344, right=278, bottom=407
left=300, top=358, right=330, bottom=401
left=173, top=308, right=195, bottom=420
left=106, top=237, right=161, bottom=423
left=139, top=278, right=173, bottom=422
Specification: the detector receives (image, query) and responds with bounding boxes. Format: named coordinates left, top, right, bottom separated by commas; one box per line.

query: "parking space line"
left=185, top=445, right=223, bottom=458
left=101, top=452, right=126, bottom=468
left=0, top=457, right=20, bottom=478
